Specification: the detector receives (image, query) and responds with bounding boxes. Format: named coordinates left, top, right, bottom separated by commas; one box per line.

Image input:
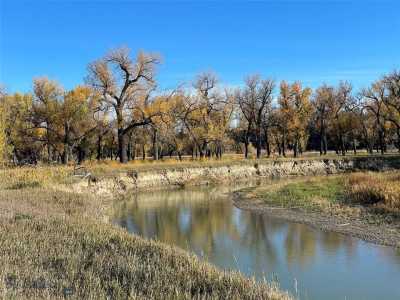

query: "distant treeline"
left=0, top=47, right=399, bottom=164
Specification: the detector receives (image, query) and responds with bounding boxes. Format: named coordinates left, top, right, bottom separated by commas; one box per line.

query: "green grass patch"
left=254, top=176, right=345, bottom=211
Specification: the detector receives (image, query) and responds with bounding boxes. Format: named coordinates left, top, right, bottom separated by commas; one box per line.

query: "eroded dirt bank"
left=72, top=156, right=400, bottom=196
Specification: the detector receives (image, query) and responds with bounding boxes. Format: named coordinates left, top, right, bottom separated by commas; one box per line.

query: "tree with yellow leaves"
left=277, top=81, right=312, bottom=157
left=1, top=92, right=36, bottom=164
left=0, top=86, right=8, bottom=163
left=180, top=73, right=234, bottom=158
left=383, top=70, right=400, bottom=151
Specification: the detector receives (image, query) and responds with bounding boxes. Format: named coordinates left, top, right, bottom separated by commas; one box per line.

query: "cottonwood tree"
left=276, top=81, right=294, bottom=157
left=325, top=82, right=354, bottom=156
left=31, top=77, right=64, bottom=162
left=313, top=85, right=333, bottom=155
left=361, top=80, right=389, bottom=154
left=290, top=82, right=313, bottom=157
left=179, top=73, right=233, bottom=158
left=59, top=86, right=98, bottom=164
left=235, top=88, right=255, bottom=158
left=383, top=70, right=400, bottom=150
left=2, top=92, right=38, bottom=163
left=236, top=75, right=274, bottom=158
left=30, top=79, right=98, bottom=164
left=0, top=86, right=8, bottom=162
left=93, top=107, right=112, bottom=160
left=276, top=81, right=312, bottom=157
left=156, top=94, right=189, bottom=160
left=87, top=47, right=160, bottom=163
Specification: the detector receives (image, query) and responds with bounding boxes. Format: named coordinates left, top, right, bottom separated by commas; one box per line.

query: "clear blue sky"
left=1, top=0, right=399, bottom=93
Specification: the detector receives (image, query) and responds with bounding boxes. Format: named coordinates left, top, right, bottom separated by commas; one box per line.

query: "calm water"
left=113, top=184, right=400, bottom=300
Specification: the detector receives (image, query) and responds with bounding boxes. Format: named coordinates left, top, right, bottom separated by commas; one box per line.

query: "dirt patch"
left=232, top=191, right=400, bottom=248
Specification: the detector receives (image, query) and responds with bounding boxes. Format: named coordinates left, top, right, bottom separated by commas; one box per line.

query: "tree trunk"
left=62, top=122, right=70, bottom=165
left=264, top=127, right=270, bottom=157
left=339, top=133, right=345, bottom=156
left=320, top=124, right=327, bottom=155
left=77, top=145, right=85, bottom=165
left=142, top=143, right=146, bottom=160
left=118, top=129, right=128, bottom=163
left=256, top=126, right=262, bottom=159
left=244, top=139, right=249, bottom=159
left=277, top=142, right=281, bottom=156
left=282, top=130, right=286, bottom=157
left=244, top=122, right=252, bottom=159
left=97, top=134, right=103, bottom=161
left=153, top=128, right=159, bottom=160
left=116, top=107, right=128, bottom=163
left=378, top=127, right=385, bottom=155
left=293, top=139, right=298, bottom=158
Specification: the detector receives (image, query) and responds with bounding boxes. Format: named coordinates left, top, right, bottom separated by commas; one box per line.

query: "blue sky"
left=1, top=0, right=399, bottom=93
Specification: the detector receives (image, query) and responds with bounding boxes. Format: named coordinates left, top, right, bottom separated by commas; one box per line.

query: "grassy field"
left=244, top=171, right=400, bottom=225
left=0, top=168, right=291, bottom=299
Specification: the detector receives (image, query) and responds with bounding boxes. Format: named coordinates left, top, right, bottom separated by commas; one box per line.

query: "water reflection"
left=114, top=185, right=400, bottom=300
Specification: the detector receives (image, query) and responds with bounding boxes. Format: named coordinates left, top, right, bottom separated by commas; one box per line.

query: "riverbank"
left=0, top=185, right=291, bottom=299
left=73, top=155, right=400, bottom=195
left=233, top=172, right=400, bottom=248
left=2, top=154, right=400, bottom=195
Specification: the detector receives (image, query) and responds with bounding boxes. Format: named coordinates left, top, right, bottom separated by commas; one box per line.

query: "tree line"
left=1, top=47, right=399, bottom=165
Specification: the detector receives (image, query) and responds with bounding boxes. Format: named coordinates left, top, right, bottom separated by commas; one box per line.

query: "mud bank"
left=233, top=191, right=400, bottom=248
left=72, top=156, right=400, bottom=196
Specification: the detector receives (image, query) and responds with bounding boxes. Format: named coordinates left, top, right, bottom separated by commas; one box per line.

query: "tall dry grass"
left=0, top=165, right=72, bottom=190
left=345, top=172, right=400, bottom=212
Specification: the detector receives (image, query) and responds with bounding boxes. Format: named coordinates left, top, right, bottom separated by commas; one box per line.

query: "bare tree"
left=236, top=75, right=274, bottom=159
left=87, top=47, right=160, bottom=163
left=333, top=81, right=353, bottom=156
left=361, top=81, right=388, bottom=154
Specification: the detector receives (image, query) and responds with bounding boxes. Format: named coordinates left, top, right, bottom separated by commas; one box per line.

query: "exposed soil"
left=233, top=191, right=400, bottom=249
left=72, top=156, right=400, bottom=196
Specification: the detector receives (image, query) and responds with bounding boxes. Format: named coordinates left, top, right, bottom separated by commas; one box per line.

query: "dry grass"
left=0, top=165, right=73, bottom=189
left=0, top=217, right=289, bottom=299
left=0, top=171, right=291, bottom=299
left=345, top=172, right=400, bottom=212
